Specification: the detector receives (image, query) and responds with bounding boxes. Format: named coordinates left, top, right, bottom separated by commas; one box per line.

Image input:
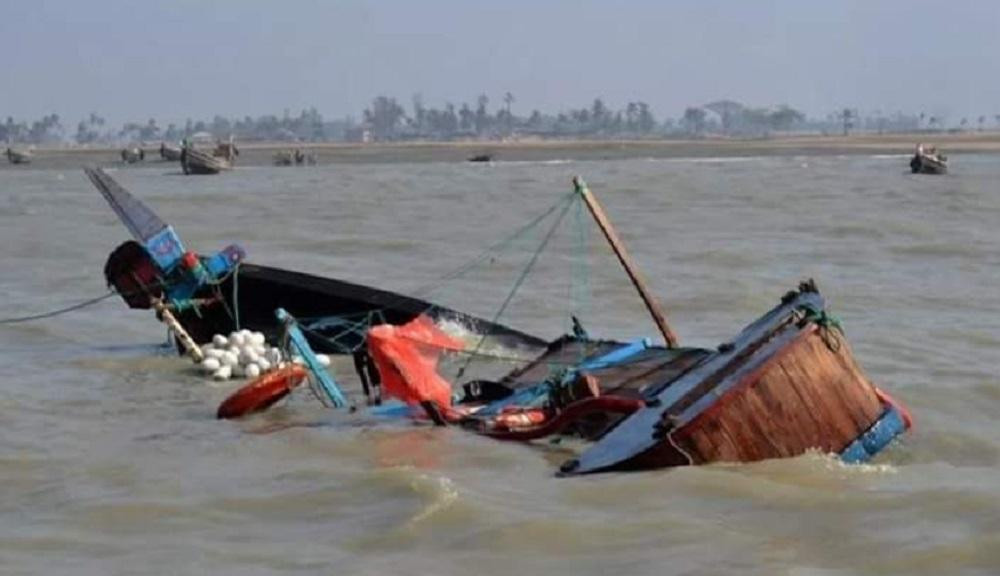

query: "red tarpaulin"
left=367, top=315, right=465, bottom=408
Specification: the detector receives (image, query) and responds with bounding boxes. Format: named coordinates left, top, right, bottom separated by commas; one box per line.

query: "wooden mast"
left=573, top=176, right=679, bottom=348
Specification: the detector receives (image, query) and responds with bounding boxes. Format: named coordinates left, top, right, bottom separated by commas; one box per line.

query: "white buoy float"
left=197, top=330, right=289, bottom=382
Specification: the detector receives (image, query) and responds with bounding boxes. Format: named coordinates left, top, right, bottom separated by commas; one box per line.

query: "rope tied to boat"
left=455, top=191, right=578, bottom=379
left=0, top=290, right=119, bottom=324
left=796, top=302, right=844, bottom=352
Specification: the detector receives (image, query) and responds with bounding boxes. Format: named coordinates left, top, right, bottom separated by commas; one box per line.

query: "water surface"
left=1, top=154, right=997, bottom=575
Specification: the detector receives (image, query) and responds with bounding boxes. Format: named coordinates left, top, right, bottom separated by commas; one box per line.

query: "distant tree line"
left=4, top=97, right=1000, bottom=145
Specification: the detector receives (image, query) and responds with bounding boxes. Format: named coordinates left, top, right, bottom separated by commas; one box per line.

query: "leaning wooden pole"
left=573, top=176, right=680, bottom=348
left=151, top=297, right=204, bottom=362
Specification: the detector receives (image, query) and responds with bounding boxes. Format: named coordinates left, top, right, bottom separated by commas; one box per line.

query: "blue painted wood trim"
left=840, top=406, right=906, bottom=463
left=275, top=308, right=347, bottom=408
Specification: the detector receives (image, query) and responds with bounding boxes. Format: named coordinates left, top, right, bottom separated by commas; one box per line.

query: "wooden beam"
left=573, top=176, right=680, bottom=348
left=152, top=297, right=205, bottom=362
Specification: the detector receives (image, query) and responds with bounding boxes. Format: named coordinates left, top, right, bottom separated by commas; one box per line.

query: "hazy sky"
left=4, top=0, right=999, bottom=125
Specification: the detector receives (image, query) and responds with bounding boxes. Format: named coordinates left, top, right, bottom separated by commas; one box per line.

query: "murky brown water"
left=1, top=152, right=998, bottom=575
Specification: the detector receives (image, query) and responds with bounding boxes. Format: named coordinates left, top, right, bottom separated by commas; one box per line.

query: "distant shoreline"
left=10, top=132, right=1000, bottom=168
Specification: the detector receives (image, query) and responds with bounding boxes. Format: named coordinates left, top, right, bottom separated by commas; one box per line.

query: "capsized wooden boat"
left=87, top=167, right=546, bottom=356
left=5, top=147, right=32, bottom=165
left=338, top=178, right=911, bottom=473
left=357, top=280, right=909, bottom=473
left=910, top=143, right=947, bottom=174
left=350, top=178, right=910, bottom=473
left=180, top=147, right=231, bottom=174
left=559, top=280, right=911, bottom=474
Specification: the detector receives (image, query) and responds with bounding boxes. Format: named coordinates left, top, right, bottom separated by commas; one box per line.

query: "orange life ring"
left=217, top=365, right=308, bottom=420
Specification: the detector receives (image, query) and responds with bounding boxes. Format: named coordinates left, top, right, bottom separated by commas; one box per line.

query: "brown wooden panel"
left=678, top=326, right=884, bottom=464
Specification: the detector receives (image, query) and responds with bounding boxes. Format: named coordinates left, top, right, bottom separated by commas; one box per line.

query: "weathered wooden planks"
left=672, top=324, right=883, bottom=464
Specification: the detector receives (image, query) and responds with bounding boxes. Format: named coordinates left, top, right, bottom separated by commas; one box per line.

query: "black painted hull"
left=910, top=154, right=947, bottom=174
left=177, top=262, right=547, bottom=354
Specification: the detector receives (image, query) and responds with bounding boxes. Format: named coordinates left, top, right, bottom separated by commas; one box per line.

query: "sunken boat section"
left=89, top=167, right=544, bottom=356
left=359, top=180, right=911, bottom=473
left=557, top=281, right=910, bottom=474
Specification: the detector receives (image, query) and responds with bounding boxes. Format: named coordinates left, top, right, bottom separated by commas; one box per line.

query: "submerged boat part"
left=276, top=308, right=347, bottom=408
left=561, top=281, right=911, bottom=475
left=89, top=167, right=547, bottom=358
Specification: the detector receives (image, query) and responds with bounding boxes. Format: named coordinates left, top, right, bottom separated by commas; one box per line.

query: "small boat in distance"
left=159, top=142, right=183, bottom=161
left=467, top=153, right=493, bottom=163
left=180, top=137, right=237, bottom=175
left=5, top=147, right=32, bottom=165
left=121, top=147, right=145, bottom=164
left=181, top=147, right=231, bottom=174
left=910, top=143, right=947, bottom=174
left=274, top=148, right=316, bottom=166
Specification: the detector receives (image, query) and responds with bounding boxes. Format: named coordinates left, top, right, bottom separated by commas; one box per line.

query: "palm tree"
left=503, top=92, right=515, bottom=136
left=841, top=108, right=854, bottom=136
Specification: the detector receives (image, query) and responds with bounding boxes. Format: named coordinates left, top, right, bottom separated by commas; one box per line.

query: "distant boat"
left=5, top=147, right=32, bottom=165
left=274, top=148, right=316, bottom=166
left=214, top=139, right=239, bottom=162
left=910, top=143, right=947, bottom=175
left=180, top=138, right=237, bottom=175
left=159, top=142, right=183, bottom=161
left=181, top=147, right=232, bottom=175
left=467, top=153, right=493, bottom=163
left=121, top=147, right=145, bottom=164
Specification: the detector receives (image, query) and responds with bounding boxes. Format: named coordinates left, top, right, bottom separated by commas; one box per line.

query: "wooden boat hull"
left=89, top=166, right=541, bottom=357
left=5, top=149, right=31, bottom=165
left=273, top=150, right=314, bottom=166
left=160, top=144, right=182, bottom=161
left=121, top=148, right=145, bottom=163
left=910, top=153, right=947, bottom=174
left=181, top=148, right=231, bottom=174
left=562, top=282, right=907, bottom=474
left=103, top=241, right=547, bottom=356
